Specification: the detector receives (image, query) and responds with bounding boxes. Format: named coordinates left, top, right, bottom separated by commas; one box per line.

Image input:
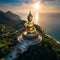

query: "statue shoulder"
left=24, top=22, right=28, bottom=26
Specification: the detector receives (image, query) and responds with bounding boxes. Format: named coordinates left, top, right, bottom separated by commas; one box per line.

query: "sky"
left=0, top=0, right=60, bottom=18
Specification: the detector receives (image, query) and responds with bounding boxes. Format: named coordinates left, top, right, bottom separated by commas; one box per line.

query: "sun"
left=34, top=2, right=40, bottom=10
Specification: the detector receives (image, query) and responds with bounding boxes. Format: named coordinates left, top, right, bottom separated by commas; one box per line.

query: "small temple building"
left=17, top=11, right=42, bottom=52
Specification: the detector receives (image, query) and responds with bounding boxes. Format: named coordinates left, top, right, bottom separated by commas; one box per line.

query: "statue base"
left=17, top=34, right=42, bottom=52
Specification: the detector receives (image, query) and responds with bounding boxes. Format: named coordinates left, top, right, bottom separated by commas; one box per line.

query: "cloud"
left=40, top=0, right=60, bottom=8
left=0, top=0, right=60, bottom=14
left=41, top=0, right=56, bottom=2
left=0, top=0, right=32, bottom=4
left=0, top=0, right=19, bottom=3
left=0, top=0, right=60, bottom=7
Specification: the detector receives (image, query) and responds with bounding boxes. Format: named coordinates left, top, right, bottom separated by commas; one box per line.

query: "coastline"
left=45, top=34, right=60, bottom=44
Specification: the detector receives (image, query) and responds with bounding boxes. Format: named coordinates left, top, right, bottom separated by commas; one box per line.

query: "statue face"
left=28, top=16, right=33, bottom=21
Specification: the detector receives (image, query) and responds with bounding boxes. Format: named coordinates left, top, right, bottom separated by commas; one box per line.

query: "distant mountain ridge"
left=0, top=11, right=20, bottom=24
left=6, top=11, right=20, bottom=21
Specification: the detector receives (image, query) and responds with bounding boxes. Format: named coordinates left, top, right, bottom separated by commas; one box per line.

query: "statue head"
left=27, top=11, right=33, bottom=22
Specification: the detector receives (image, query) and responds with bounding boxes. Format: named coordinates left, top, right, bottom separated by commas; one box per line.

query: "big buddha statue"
left=17, top=11, right=42, bottom=52
left=22, top=11, right=42, bottom=42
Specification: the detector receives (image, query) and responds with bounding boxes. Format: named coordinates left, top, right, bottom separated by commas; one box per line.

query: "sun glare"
left=33, top=1, right=41, bottom=24
left=34, top=2, right=40, bottom=10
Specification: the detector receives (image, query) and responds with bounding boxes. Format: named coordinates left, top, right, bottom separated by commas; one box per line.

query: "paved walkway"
left=6, top=35, right=42, bottom=60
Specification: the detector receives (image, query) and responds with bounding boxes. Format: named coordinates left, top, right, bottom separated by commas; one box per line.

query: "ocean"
left=37, top=13, right=60, bottom=41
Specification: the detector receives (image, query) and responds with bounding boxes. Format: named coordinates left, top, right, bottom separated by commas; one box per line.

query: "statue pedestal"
left=17, top=34, right=42, bottom=52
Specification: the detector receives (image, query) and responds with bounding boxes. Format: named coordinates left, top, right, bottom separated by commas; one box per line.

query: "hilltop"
left=0, top=11, right=20, bottom=24
left=0, top=11, right=60, bottom=60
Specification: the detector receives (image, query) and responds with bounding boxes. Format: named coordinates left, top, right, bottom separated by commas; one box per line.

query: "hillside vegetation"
left=0, top=11, right=60, bottom=60
left=15, top=25, right=60, bottom=60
